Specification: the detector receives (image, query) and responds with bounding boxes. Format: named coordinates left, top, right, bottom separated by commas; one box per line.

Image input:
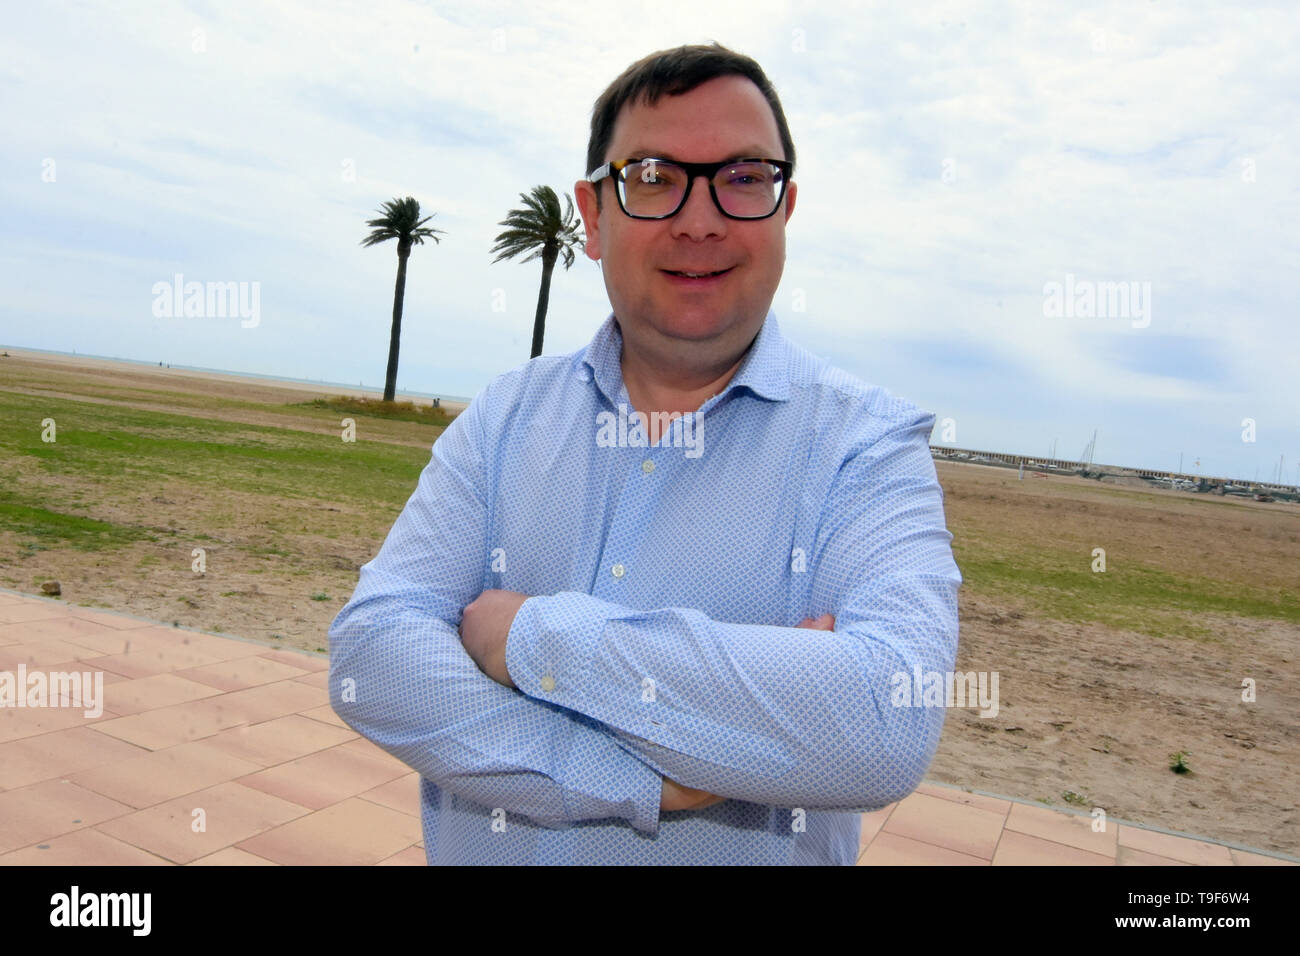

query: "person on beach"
left=330, top=42, right=961, bottom=865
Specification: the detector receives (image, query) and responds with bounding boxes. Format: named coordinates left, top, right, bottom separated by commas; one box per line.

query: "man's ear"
left=782, top=180, right=797, bottom=224
left=574, top=180, right=602, bottom=262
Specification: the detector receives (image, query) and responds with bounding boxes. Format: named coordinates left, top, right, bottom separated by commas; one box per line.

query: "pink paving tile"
left=377, top=846, right=427, bottom=866
left=0, top=827, right=173, bottom=866
left=92, top=697, right=249, bottom=750
left=0, top=614, right=125, bottom=645
left=137, top=629, right=271, bottom=663
left=66, top=606, right=160, bottom=631
left=54, top=629, right=139, bottom=656
left=1116, top=824, right=1233, bottom=866
left=0, top=601, right=69, bottom=625
left=206, top=681, right=323, bottom=724
left=96, top=625, right=269, bottom=660
left=176, top=655, right=309, bottom=692
left=300, top=704, right=350, bottom=729
left=96, top=781, right=310, bottom=864
left=257, top=649, right=329, bottom=672
left=0, top=726, right=148, bottom=791
left=102, top=673, right=223, bottom=716
left=992, top=829, right=1115, bottom=865
left=90, top=642, right=229, bottom=679
left=188, top=847, right=279, bottom=865
left=916, top=782, right=1014, bottom=817
left=858, top=804, right=897, bottom=853
left=69, top=739, right=264, bottom=809
left=1117, top=846, right=1191, bottom=865
left=237, top=742, right=411, bottom=811
left=1004, top=802, right=1117, bottom=858
left=236, top=797, right=421, bottom=865
left=1229, top=848, right=1297, bottom=866
left=858, top=831, right=989, bottom=866
left=0, top=703, right=121, bottom=745
left=358, top=773, right=422, bottom=818
left=0, top=779, right=134, bottom=854
left=337, top=735, right=412, bottom=774
left=0, top=639, right=105, bottom=668
left=204, top=715, right=356, bottom=768
left=291, top=670, right=329, bottom=690
left=882, top=791, right=1005, bottom=860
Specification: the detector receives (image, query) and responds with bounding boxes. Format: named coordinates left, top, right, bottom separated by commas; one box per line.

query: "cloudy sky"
left=2, top=0, right=1296, bottom=482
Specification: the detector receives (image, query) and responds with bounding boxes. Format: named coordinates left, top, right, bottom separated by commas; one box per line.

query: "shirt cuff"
left=508, top=593, right=661, bottom=835
left=559, top=728, right=663, bottom=835
left=506, top=592, right=611, bottom=709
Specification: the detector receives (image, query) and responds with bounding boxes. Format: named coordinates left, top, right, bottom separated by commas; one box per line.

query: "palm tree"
left=490, top=186, right=584, bottom=358
left=360, top=196, right=445, bottom=402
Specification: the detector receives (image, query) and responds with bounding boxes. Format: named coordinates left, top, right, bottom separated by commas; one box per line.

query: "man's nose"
left=670, top=175, right=727, bottom=239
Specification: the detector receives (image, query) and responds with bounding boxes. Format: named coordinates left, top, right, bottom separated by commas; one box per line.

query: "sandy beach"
left=0, top=347, right=470, bottom=415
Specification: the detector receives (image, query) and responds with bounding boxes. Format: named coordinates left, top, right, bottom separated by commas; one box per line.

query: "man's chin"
left=643, top=305, right=762, bottom=343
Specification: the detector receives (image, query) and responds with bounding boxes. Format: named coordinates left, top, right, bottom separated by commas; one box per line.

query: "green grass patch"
left=296, top=396, right=456, bottom=427
left=953, top=540, right=1300, bottom=637
left=0, top=492, right=149, bottom=552
left=0, top=390, right=431, bottom=508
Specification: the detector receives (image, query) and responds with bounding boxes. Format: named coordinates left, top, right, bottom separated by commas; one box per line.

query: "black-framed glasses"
left=588, top=157, right=792, bottom=220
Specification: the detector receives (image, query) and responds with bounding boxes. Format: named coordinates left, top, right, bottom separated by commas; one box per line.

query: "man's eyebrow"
left=623, top=146, right=778, bottom=162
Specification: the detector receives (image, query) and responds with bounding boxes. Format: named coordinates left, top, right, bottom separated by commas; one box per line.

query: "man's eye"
left=726, top=170, right=770, bottom=186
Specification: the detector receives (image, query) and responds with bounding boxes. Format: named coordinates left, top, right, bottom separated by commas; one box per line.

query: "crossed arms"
left=328, top=387, right=960, bottom=835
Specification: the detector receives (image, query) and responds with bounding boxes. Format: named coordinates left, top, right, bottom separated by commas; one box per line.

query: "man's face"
left=575, top=74, right=796, bottom=362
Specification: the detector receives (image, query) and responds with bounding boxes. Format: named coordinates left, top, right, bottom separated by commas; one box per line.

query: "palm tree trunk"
left=384, top=246, right=410, bottom=402
left=530, top=246, right=558, bottom=359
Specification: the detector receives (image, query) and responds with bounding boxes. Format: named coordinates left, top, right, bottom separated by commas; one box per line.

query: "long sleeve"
left=328, top=389, right=663, bottom=833
left=504, top=407, right=961, bottom=811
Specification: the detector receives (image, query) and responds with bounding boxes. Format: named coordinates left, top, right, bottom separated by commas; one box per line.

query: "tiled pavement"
left=0, top=589, right=1294, bottom=867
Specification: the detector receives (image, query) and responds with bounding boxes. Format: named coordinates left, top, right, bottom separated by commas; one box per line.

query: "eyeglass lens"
left=618, top=160, right=783, bottom=218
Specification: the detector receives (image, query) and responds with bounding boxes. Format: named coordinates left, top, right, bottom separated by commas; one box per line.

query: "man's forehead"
left=606, top=79, right=783, bottom=161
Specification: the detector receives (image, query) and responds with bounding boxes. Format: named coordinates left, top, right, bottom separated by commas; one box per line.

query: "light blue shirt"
left=329, top=311, right=961, bottom=865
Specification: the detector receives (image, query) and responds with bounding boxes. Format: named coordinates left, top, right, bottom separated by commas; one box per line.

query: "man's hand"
left=660, top=777, right=728, bottom=812
left=658, top=611, right=835, bottom=812
left=798, top=612, right=835, bottom=632
left=459, top=589, right=531, bottom=688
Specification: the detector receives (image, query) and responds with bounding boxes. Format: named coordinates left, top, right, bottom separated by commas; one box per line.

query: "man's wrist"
left=503, top=594, right=540, bottom=689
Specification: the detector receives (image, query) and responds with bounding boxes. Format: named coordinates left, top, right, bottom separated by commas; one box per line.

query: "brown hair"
left=586, top=43, right=796, bottom=207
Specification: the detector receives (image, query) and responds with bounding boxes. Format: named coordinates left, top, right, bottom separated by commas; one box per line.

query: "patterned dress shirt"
left=329, top=310, right=961, bottom=864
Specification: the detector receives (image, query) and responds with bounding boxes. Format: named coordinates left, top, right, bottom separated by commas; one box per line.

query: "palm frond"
left=360, top=195, right=446, bottom=248
left=489, top=185, right=584, bottom=268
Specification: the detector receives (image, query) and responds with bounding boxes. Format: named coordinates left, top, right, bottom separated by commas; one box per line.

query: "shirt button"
left=641, top=459, right=654, bottom=474
left=539, top=675, right=556, bottom=692
left=611, top=563, right=625, bottom=578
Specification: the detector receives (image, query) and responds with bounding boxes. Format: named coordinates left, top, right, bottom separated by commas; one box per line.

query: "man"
left=329, top=43, right=961, bottom=865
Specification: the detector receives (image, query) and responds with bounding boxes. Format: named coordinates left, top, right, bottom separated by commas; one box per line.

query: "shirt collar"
left=580, top=310, right=791, bottom=407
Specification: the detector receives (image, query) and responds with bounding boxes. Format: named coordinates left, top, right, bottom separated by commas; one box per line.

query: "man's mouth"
left=662, top=267, right=734, bottom=279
